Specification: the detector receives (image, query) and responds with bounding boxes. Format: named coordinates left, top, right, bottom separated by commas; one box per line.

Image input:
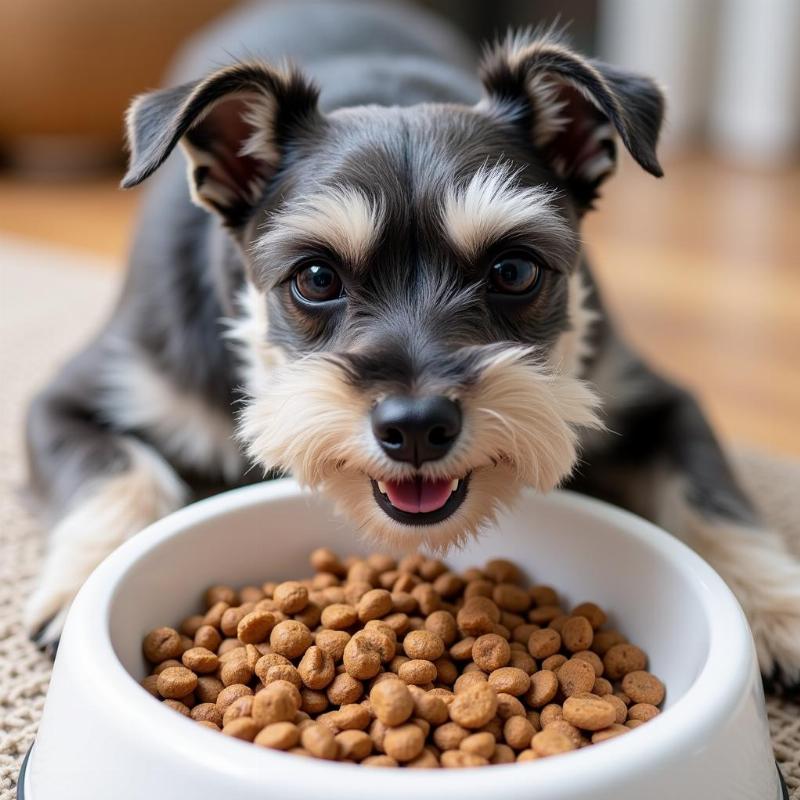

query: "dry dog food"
left=140, top=551, right=666, bottom=767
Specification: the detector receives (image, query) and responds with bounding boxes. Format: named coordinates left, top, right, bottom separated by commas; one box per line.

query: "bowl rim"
left=63, top=479, right=758, bottom=797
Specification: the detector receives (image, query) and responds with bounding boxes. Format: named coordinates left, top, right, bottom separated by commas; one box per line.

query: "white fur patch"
left=654, top=476, right=800, bottom=683
left=550, top=271, right=601, bottom=376
left=441, top=163, right=571, bottom=263
left=97, top=342, right=243, bottom=483
left=223, top=284, right=286, bottom=397
left=258, top=187, right=383, bottom=267
left=238, top=344, right=603, bottom=552
left=25, top=439, right=187, bottom=643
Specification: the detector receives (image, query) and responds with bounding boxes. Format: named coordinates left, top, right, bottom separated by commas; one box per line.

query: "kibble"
left=142, top=551, right=666, bottom=768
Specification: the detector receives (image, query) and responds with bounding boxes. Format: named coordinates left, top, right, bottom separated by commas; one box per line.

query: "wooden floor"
left=1, top=153, right=798, bottom=456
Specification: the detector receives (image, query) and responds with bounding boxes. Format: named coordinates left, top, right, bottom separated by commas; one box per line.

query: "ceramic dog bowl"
left=22, top=479, right=786, bottom=799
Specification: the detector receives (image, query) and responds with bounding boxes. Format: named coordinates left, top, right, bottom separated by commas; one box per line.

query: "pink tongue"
left=384, top=478, right=453, bottom=514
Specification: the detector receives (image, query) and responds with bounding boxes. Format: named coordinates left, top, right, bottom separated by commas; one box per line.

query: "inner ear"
left=181, top=93, right=277, bottom=220
left=478, top=33, right=664, bottom=210
left=543, top=85, right=617, bottom=206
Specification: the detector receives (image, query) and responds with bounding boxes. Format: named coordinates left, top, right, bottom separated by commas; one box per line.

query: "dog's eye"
left=488, top=253, right=543, bottom=295
left=293, top=262, right=344, bottom=302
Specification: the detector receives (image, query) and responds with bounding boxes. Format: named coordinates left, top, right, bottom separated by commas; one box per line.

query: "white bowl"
left=23, top=480, right=785, bottom=799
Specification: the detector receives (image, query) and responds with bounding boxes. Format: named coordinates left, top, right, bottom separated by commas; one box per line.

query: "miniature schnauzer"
left=24, top=0, right=800, bottom=686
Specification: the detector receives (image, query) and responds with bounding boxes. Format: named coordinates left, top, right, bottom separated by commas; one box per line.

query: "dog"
left=24, top=0, right=800, bottom=687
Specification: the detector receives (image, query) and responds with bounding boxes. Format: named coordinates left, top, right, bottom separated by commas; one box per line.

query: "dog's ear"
left=479, top=30, right=665, bottom=208
left=122, top=62, right=320, bottom=225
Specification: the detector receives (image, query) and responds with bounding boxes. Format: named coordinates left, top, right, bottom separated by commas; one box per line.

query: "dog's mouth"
left=370, top=473, right=471, bottom=526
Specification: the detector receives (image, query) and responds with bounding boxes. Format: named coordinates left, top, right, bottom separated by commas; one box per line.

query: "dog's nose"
left=371, top=395, right=461, bottom=466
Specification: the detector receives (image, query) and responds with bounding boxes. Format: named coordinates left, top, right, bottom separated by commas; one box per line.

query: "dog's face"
left=124, top=32, right=664, bottom=550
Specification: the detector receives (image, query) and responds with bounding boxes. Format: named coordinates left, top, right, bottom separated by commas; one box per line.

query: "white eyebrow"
left=259, top=186, right=383, bottom=266
left=441, top=163, right=574, bottom=267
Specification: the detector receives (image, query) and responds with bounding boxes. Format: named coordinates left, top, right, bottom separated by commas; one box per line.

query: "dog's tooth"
left=377, top=481, right=388, bottom=495
left=450, top=479, right=459, bottom=492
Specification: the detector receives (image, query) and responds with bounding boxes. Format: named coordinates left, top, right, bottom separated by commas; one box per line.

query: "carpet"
left=1, top=236, right=798, bottom=798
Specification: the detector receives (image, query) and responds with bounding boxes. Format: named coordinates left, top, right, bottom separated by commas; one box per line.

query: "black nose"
left=371, top=395, right=461, bottom=467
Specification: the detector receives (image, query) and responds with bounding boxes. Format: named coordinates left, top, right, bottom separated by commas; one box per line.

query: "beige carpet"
left=1, top=236, right=798, bottom=798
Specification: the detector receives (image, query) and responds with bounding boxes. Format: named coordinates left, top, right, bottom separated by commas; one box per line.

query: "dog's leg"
left=578, top=377, right=800, bottom=687
left=24, top=354, right=187, bottom=644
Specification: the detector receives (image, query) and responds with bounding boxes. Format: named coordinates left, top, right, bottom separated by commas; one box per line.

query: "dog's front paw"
left=698, top=522, right=800, bottom=692
left=746, top=578, right=800, bottom=695
left=24, top=540, right=102, bottom=647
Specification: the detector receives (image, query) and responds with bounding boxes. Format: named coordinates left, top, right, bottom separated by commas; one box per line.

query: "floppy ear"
left=479, top=31, right=665, bottom=208
left=122, top=62, right=320, bottom=226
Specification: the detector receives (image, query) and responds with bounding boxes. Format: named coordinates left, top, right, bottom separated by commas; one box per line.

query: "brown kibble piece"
left=252, top=680, right=300, bottom=726
left=255, top=722, right=300, bottom=750
left=573, top=650, right=604, bottom=677
left=273, top=581, right=309, bottom=614
left=370, top=680, right=414, bottom=726
left=358, top=589, right=393, bottom=622
left=327, top=672, right=364, bottom=705
left=270, top=620, right=313, bottom=658
left=527, top=628, right=561, bottom=659
left=143, top=627, right=183, bottom=664
left=222, top=695, right=254, bottom=726
left=562, top=695, right=617, bottom=731
left=404, top=630, right=445, bottom=661
left=310, top=547, right=345, bottom=576
left=222, top=717, right=260, bottom=742
left=504, top=716, right=535, bottom=750
left=383, top=724, right=425, bottom=762
left=449, top=682, right=498, bottom=729
left=493, top=583, right=531, bottom=612
left=472, top=633, right=511, bottom=672
left=457, top=597, right=500, bottom=637
left=301, top=723, right=338, bottom=759
left=336, top=729, right=373, bottom=761
left=627, top=703, right=661, bottom=722
left=591, top=724, right=630, bottom=743
left=156, top=666, right=197, bottom=699
left=541, top=654, right=567, bottom=672
left=488, top=667, right=530, bottom=696
left=621, top=671, right=665, bottom=705
left=425, top=610, right=458, bottom=645
left=398, top=659, right=437, bottom=685
left=193, top=625, right=222, bottom=652
left=315, top=629, right=350, bottom=661
left=297, top=646, right=335, bottom=690
left=441, top=751, right=489, bottom=768
left=526, top=670, right=558, bottom=708
left=591, top=630, right=627, bottom=656
left=182, top=647, right=219, bottom=674
left=343, top=635, right=382, bottom=680
left=531, top=728, right=575, bottom=757
left=604, top=644, right=647, bottom=680
left=320, top=603, right=358, bottom=630
left=557, top=658, right=597, bottom=697
left=460, top=731, right=496, bottom=759
left=603, top=693, right=629, bottom=724
left=214, top=683, right=252, bottom=713
left=237, top=610, right=277, bottom=644
left=191, top=703, right=223, bottom=726
left=561, top=616, right=594, bottom=653
left=162, top=699, right=191, bottom=716
left=571, top=602, right=607, bottom=630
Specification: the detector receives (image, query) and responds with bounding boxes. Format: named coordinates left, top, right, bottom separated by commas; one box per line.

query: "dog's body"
left=25, top=0, right=800, bottom=685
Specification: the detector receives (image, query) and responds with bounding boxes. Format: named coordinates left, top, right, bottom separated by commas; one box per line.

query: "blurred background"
left=0, top=0, right=798, bottom=454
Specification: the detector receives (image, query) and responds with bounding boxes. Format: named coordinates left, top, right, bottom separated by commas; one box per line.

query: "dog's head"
left=123, top=30, right=664, bottom=550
